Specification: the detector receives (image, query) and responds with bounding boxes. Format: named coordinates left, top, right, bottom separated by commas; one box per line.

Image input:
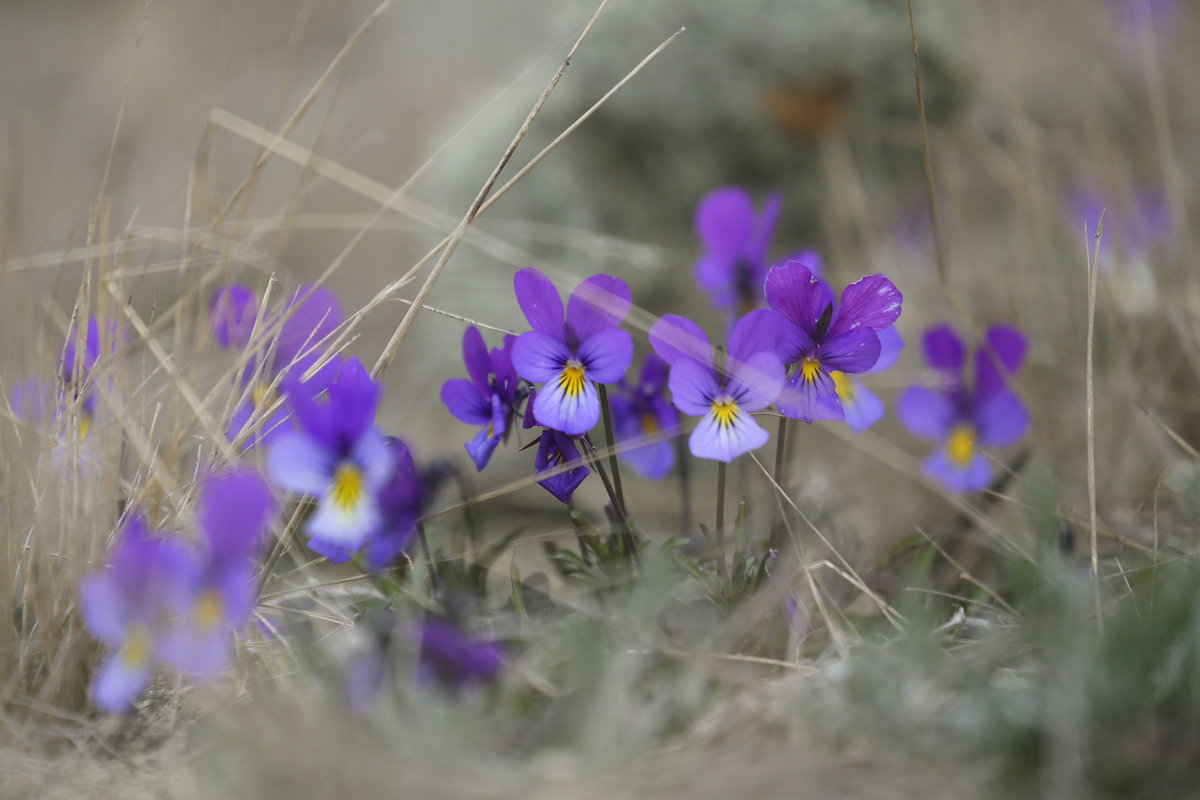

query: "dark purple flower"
left=694, top=187, right=782, bottom=312
left=764, top=261, right=903, bottom=423
left=440, top=327, right=525, bottom=471
left=608, top=353, right=679, bottom=480
left=267, top=357, right=395, bottom=555
left=897, top=324, right=1029, bottom=491
left=78, top=516, right=194, bottom=713
left=650, top=310, right=786, bottom=462
left=416, top=618, right=504, bottom=693
left=510, top=268, right=633, bottom=436
left=211, top=284, right=344, bottom=448
left=534, top=428, right=591, bottom=504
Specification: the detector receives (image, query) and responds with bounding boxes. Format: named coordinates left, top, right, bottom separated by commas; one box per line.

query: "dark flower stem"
left=598, top=385, right=639, bottom=560
left=768, top=416, right=789, bottom=553
left=715, top=461, right=727, bottom=564
left=581, top=435, right=639, bottom=563
left=676, top=436, right=692, bottom=537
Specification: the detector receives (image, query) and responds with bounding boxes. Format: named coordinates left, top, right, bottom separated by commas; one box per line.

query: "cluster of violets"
left=66, top=184, right=1032, bottom=712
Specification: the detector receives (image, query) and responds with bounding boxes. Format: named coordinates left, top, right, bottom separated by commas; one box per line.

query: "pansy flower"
left=416, top=618, right=504, bottom=694
left=649, top=310, right=786, bottom=462
left=897, top=324, right=1029, bottom=491
left=510, top=268, right=633, bottom=436
left=607, top=353, right=679, bottom=480
left=764, top=261, right=903, bottom=423
left=210, top=284, right=344, bottom=448
left=267, top=357, right=395, bottom=555
left=694, top=186, right=783, bottom=312
left=440, top=326, right=524, bottom=471
left=78, top=516, right=194, bottom=713
left=519, top=389, right=590, bottom=504
left=59, top=317, right=123, bottom=438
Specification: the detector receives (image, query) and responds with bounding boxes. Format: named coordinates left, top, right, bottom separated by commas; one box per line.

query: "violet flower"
left=440, top=326, right=524, bottom=471
left=210, top=284, right=344, bottom=448
left=607, top=353, right=679, bottom=480
left=764, top=261, right=903, bottom=423
left=78, top=516, right=194, bottom=713
left=59, top=317, right=121, bottom=438
left=510, top=268, right=633, bottom=436
left=267, top=357, right=395, bottom=555
left=694, top=186, right=783, bottom=312
left=534, top=428, right=592, bottom=504
left=897, top=324, right=1029, bottom=491
left=416, top=618, right=504, bottom=694
left=649, top=310, right=786, bottom=462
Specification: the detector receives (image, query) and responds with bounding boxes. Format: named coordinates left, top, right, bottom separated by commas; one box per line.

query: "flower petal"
left=512, top=331, right=573, bottom=384
left=820, top=327, right=882, bottom=374
left=461, top=326, right=492, bottom=394
left=727, top=351, right=785, bottom=412
left=441, top=378, right=491, bottom=425
left=828, top=274, right=903, bottom=336
left=199, top=467, right=277, bottom=564
left=764, top=262, right=829, bottom=331
left=649, top=314, right=712, bottom=368
left=275, top=284, right=343, bottom=375
left=836, top=376, right=886, bottom=431
left=267, top=431, right=334, bottom=495
left=91, top=654, right=151, bottom=714
left=577, top=328, right=633, bottom=385
left=689, top=406, right=770, bottom=462
left=924, top=450, right=991, bottom=492
left=974, top=389, right=1029, bottom=447
left=694, top=255, right=738, bottom=310
left=728, top=308, right=789, bottom=364
left=638, top=353, right=669, bottom=394
left=867, top=326, right=904, bottom=374
left=667, top=358, right=722, bottom=416
left=566, top=274, right=631, bottom=342
left=922, top=325, right=966, bottom=375
left=896, top=386, right=957, bottom=441
left=776, top=370, right=843, bottom=422
left=465, top=427, right=501, bottom=471
left=975, top=324, right=1027, bottom=402
left=745, top=191, right=782, bottom=268
left=513, top=268, right=564, bottom=337
left=79, top=574, right=129, bottom=645
left=695, top=186, right=755, bottom=261
left=533, top=371, right=600, bottom=435
left=209, top=285, right=258, bottom=349
left=326, top=358, right=382, bottom=446
left=308, top=492, right=379, bottom=550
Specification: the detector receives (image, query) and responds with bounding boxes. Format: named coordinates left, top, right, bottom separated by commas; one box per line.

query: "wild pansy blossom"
left=416, top=618, right=504, bottom=693
left=897, top=324, right=1029, bottom=491
left=267, top=357, right=395, bottom=556
left=694, top=186, right=783, bottom=312
left=59, top=317, right=121, bottom=438
left=440, top=326, right=524, bottom=471
left=510, top=268, right=633, bottom=436
left=764, top=261, right=903, bottom=423
left=210, top=283, right=344, bottom=447
left=649, top=310, right=785, bottom=462
left=521, top=390, right=591, bottom=503
left=607, top=353, right=679, bottom=480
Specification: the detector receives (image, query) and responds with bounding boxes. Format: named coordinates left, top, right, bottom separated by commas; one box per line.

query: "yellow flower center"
left=830, top=370, right=855, bottom=401
left=711, top=399, right=739, bottom=428
left=194, top=590, right=224, bottom=632
left=330, top=463, right=365, bottom=510
left=559, top=360, right=587, bottom=398
left=946, top=424, right=976, bottom=468
left=800, top=357, right=822, bottom=384
left=121, top=626, right=151, bottom=669
left=641, top=412, right=659, bottom=434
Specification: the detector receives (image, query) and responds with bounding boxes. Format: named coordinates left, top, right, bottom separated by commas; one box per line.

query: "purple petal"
left=199, top=467, right=277, bottom=564
left=532, top=372, right=600, bottom=435
left=79, top=574, right=129, bottom=645
left=465, top=427, right=501, bottom=471
left=667, top=358, right=722, bottom=416
left=638, top=353, right=669, bottom=394
left=772, top=249, right=823, bottom=277
left=777, top=318, right=817, bottom=365
left=744, top=191, right=782, bottom=268
left=867, top=326, right=904, bottom=374
left=833, top=374, right=885, bottom=431
left=307, top=491, right=379, bottom=551
left=689, top=405, right=770, bottom=462
left=728, top=309, right=789, bottom=364
left=975, top=324, right=1027, bottom=402
left=307, top=535, right=355, bottom=564
left=462, top=326, right=492, bottom=394
left=91, top=654, right=151, bottom=714
left=566, top=274, right=631, bottom=342
left=158, top=623, right=229, bottom=681
left=924, top=450, right=991, bottom=492
left=776, top=370, right=843, bottom=422
left=764, top=262, right=829, bottom=331
left=417, top=619, right=505, bottom=691
left=275, top=285, right=343, bottom=376
left=441, top=378, right=491, bottom=425
left=649, top=314, right=712, bottom=369
left=695, top=256, right=738, bottom=310
left=267, top=431, right=334, bottom=495
left=513, top=268, right=564, bottom=337
left=828, top=275, right=903, bottom=336
left=922, top=325, right=966, bottom=375
left=536, top=433, right=590, bottom=503
left=612, top=396, right=676, bottom=480
left=280, top=371, right=333, bottom=449
left=896, top=386, right=957, bottom=441
left=820, top=327, right=882, bottom=374
left=512, top=331, right=573, bottom=384
left=576, top=328, right=633, bottom=385
left=325, top=358, right=382, bottom=446
left=727, top=351, right=785, bottom=412
left=695, top=186, right=755, bottom=262
left=973, top=389, right=1029, bottom=447
left=210, top=285, right=258, bottom=349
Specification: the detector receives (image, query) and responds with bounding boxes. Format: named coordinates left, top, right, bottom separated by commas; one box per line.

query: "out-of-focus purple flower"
left=78, top=516, right=194, bottom=713
left=10, top=376, right=52, bottom=424
left=1069, top=186, right=1172, bottom=259
left=694, top=187, right=783, bottom=312
left=510, top=268, right=633, bottom=436
left=608, top=353, right=679, bottom=480
left=416, top=618, right=504, bottom=693
left=534, top=428, right=591, bottom=504
left=157, top=467, right=277, bottom=679
left=764, top=261, right=903, bottom=424
left=650, top=310, right=786, bottom=462
left=1116, top=0, right=1175, bottom=32
left=211, top=284, right=344, bottom=448
left=441, top=327, right=525, bottom=471
left=897, top=324, right=1029, bottom=492
left=267, top=357, right=395, bottom=556
left=59, top=317, right=123, bottom=437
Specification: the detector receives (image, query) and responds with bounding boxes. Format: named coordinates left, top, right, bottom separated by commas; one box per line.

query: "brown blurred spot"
left=763, top=79, right=852, bottom=138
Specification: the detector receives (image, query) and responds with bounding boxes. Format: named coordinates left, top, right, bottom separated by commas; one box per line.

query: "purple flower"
left=764, top=261, right=903, bottom=423
left=78, top=516, right=194, bottom=713
left=211, top=284, right=344, bottom=448
left=897, top=324, right=1029, bottom=491
left=267, top=357, right=395, bottom=556
left=608, top=353, right=679, bottom=480
left=694, top=187, right=782, bottom=312
left=59, top=317, right=122, bottom=436
left=832, top=325, right=905, bottom=432
left=510, top=268, right=633, bottom=436
left=534, top=428, right=591, bottom=504
left=650, top=310, right=786, bottom=462
left=416, top=618, right=504, bottom=693
left=440, top=327, right=525, bottom=471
